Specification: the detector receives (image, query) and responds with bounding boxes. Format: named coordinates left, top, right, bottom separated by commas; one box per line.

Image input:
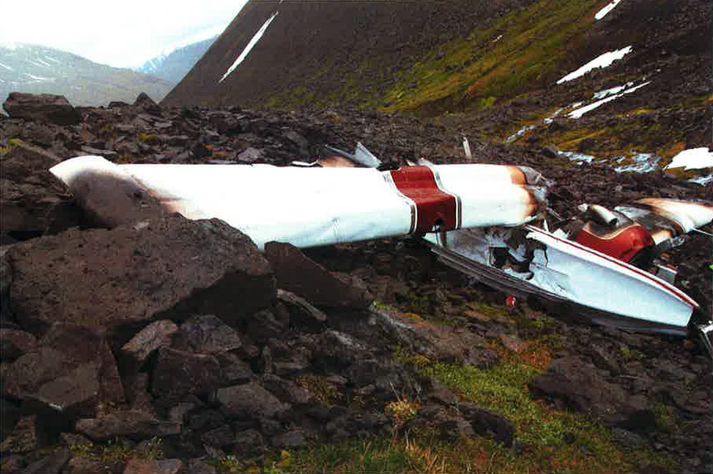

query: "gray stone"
left=216, top=382, right=288, bottom=419
left=151, top=347, right=221, bottom=404
left=174, top=315, right=241, bottom=354
left=76, top=409, right=181, bottom=441
left=121, top=320, right=178, bottom=364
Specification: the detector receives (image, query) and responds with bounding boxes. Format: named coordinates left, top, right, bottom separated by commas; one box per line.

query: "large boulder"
left=2, top=93, right=81, bottom=125
left=0, top=142, right=79, bottom=236
left=0, top=328, right=37, bottom=361
left=7, top=215, right=275, bottom=333
left=2, top=324, right=124, bottom=417
left=151, top=347, right=222, bottom=405
left=264, top=242, right=372, bottom=309
left=75, top=409, right=181, bottom=441
left=529, top=356, right=656, bottom=429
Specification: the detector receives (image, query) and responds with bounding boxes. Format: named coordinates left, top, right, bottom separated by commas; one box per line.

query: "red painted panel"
left=390, top=166, right=458, bottom=233
left=575, top=223, right=655, bottom=263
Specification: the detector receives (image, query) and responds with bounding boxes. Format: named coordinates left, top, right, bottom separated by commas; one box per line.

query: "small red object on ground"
left=506, top=295, right=517, bottom=309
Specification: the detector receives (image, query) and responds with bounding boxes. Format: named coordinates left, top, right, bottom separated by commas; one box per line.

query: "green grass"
left=68, top=437, right=163, bottom=473
left=382, top=0, right=601, bottom=113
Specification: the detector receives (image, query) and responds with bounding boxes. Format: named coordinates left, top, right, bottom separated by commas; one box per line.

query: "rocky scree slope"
left=0, top=94, right=711, bottom=473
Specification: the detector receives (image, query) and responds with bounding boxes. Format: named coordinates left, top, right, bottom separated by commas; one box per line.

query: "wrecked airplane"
left=49, top=148, right=713, bottom=355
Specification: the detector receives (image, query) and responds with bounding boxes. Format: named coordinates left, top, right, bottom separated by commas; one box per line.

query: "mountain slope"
left=164, top=0, right=711, bottom=171
left=162, top=0, right=532, bottom=108
left=0, top=44, right=174, bottom=106
left=137, top=36, right=217, bottom=83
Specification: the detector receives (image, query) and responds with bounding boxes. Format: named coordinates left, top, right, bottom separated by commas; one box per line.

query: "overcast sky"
left=0, top=0, right=248, bottom=68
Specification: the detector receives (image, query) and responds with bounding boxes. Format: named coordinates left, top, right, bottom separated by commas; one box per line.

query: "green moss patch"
left=382, top=0, right=600, bottom=114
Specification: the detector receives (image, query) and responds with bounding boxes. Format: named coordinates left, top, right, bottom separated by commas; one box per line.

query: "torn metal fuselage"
left=424, top=198, right=713, bottom=338
left=49, top=155, right=711, bottom=344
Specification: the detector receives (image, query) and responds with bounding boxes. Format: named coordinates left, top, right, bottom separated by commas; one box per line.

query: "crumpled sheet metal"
left=50, top=156, right=547, bottom=250
left=424, top=225, right=697, bottom=332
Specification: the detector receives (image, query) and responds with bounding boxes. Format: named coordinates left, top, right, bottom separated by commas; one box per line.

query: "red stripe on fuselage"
left=390, top=166, right=458, bottom=234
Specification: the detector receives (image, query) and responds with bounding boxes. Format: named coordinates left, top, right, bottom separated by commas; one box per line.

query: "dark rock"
left=200, top=425, right=234, bottom=448
left=1, top=247, right=12, bottom=323
left=7, top=216, right=275, bottom=332
left=312, top=329, right=372, bottom=368
left=184, top=459, right=217, bottom=474
left=0, top=416, right=38, bottom=453
left=0, top=329, right=36, bottom=361
left=262, top=374, right=312, bottom=405
left=125, top=373, right=153, bottom=411
left=244, top=308, right=289, bottom=344
left=530, top=356, right=655, bottom=429
left=271, top=429, right=307, bottom=449
left=418, top=406, right=474, bottom=441
left=236, top=147, right=262, bottom=163
left=264, top=242, right=372, bottom=308
left=611, top=427, right=648, bottom=450
left=168, top=401, right=196, bottom=424
left=277, top=290, right=327, bottom=331
left=0, top=142, right=77, bottom=236
left=2, top=93, right=81, bottom=125
left=188, top=409, right=225, bottom=432
left=79, top=146, right=118, bottom=159
left=121, top=320, right=178, bottom=364
left=233, top=429, right=264, bottom=455
left=1, top=454, right=25, bottom=473
left=3, top=324, right=124, bottom=417
left=20, top=448, right=69, bottom=474
left=31, top=363, right=101, bottom=416
left=216, top=382, right=288, bottom=419
left=0, top=399, right=21, bottom=441
left=174, top=315, right=241, bottom=354
left=542, top=145, right=559, bottom=158
left=208, top=112, right=241, bottom=135
left=75, top=409, right=181, bottom=441
left=216, top=352, right=253, bottom=385
left=123, top=458, right=183, bottom=474
left=133, top=93, right=161, bottom=114
left=191, top=143, right=211, bottom=160
left=460, top=403, right=516, bottom=446
left=370, top=308, right=497, bottom=366
left=151, top=347, right=221, bottom=404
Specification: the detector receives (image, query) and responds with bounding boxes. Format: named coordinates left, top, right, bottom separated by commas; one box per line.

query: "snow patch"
left=595, top=0, right=623, bottom=20
left=592, top=82, right=633, bottom=99
left=32, top=58, right=52, bottom=68
left=614, top=153, right=660, bottom=173
left=568, top=81, right=650, bottom=119
left=219, top=11, right=279, bottom=83
left=557, top=46, right=632, bottom=84
left=665, top=148, right=713, bottom=171
left=24, top=73, right=54, bottom=81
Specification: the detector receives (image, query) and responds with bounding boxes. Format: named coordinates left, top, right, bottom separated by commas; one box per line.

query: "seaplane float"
left=49, top=145, right=713, bottom=356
